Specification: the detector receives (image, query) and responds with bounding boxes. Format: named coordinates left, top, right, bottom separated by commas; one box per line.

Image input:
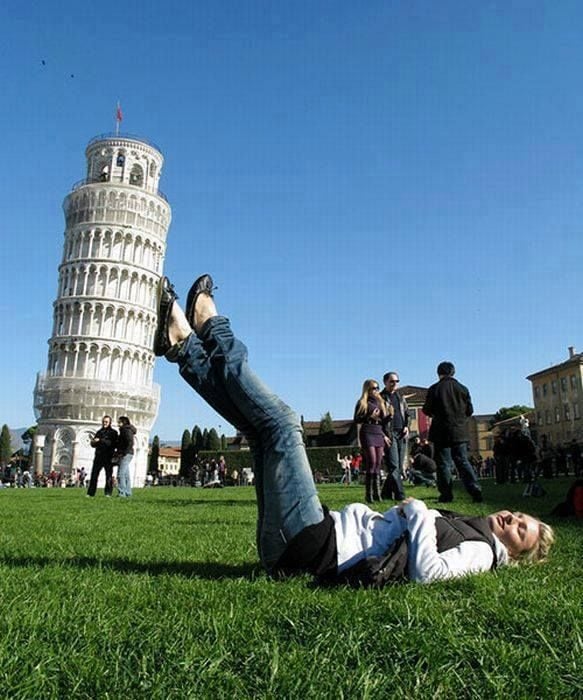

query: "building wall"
left=529, top=358, right=583, bottom=446
left=468, top=415, right=495, bottom=459
left=157, top=452, right=180, bottom=476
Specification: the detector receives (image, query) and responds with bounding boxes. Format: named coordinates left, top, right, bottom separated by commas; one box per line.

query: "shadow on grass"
left=0, top=555, right=262, bottom=581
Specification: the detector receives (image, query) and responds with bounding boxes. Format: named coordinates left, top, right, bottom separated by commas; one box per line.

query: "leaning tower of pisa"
left=33, top=132, right=172, bottom=486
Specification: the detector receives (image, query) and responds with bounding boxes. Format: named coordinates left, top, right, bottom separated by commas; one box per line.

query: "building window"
left=534, top=385, right=540, bottom=399
left=561, top=377, right=568, bottom=393
left=116, top=153, right=125, bottom=167
left=555, top=406, right=561, bottom=423
left=575, top=403, right=581, bottom=420
left=564, top=404, right=571, bottom=421
left=552, top=380, right=558, bottom=395
left=571, top=375, right=578, bottom=391
left=543, top=383, right=548, bottom=397
left=545, top=409, right=551, bottom=425
left=537, top=411, right=543, bottom=426
left=409, top=408, right=417, bottom=420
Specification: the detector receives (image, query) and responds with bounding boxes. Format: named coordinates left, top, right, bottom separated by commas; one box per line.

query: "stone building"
left=468, top=414, right=495, bottom=459
left=526, top=346, right=583, bottom=447
left=156, top=447, right=181, bottom=476
left=33, top=132, right=171, bottom=486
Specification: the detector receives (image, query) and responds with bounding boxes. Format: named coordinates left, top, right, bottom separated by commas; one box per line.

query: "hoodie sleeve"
left=402, top=499, right=495, bottom=583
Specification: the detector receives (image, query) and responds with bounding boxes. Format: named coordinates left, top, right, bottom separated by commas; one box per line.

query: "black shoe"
left=471, top=491, right=483, bottom=503
left=153, top=276, right=179, bottom=356
left=186, top=274, right=216, bottom=328
left=437, top=494, right=453, bottom=503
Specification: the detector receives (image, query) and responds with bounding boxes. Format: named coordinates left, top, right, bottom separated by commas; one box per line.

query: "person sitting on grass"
left=153, top=274, right=555, bottom=585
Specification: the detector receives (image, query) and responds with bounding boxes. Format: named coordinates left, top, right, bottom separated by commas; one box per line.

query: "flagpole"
left=115, top=101, right=122, bottom=136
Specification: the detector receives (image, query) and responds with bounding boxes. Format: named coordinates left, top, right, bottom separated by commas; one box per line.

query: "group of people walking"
left=88, top=415, right=136, bottom=498
left=355, top=361, right=483, bottom=506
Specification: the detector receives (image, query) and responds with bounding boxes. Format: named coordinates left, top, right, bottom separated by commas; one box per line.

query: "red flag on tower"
left=115, top=102, right=123, bottom=135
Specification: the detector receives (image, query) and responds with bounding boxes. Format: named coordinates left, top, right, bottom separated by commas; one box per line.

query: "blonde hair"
left=355, top=379, right=391, bottom=420
left=513, top=519, right=555, bottom=564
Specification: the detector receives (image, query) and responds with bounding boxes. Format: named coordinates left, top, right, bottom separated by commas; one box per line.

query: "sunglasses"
left=370, top=386, right=380, bottom=391
left=389, top=379, right=400, bottom=384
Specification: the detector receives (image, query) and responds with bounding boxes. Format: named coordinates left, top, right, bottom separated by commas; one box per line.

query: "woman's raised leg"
left=192, top=283, right=325, bottom=573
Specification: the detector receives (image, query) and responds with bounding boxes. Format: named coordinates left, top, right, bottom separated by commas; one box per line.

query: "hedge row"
left=197, top=445, right=360, bottom=476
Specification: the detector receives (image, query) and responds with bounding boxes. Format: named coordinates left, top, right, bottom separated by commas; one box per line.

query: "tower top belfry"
left=34, top=131, right=172, bottom=484
left=84, top=133, right=165, bottom=195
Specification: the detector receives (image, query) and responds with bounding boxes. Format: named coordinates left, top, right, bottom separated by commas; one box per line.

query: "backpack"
left=327, top=532, right=409, bottom=589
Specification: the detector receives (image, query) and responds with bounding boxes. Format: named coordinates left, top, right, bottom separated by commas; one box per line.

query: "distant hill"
left=159, top=440, right=181, bottom=448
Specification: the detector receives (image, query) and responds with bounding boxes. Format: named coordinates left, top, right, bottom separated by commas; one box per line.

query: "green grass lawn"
left=0, top=479, right=581, bottom=699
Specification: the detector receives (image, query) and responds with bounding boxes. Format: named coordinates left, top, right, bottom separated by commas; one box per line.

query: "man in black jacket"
left=422, top=362, right=482, bottom=503
left=87, top=415, right=118, bottom=497
left=380, top=371, right=409, bottom=500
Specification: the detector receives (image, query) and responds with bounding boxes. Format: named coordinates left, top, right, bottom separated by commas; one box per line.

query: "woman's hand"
left=398, top=496, right=416, bottom=517
left=384, top=435, right=392, bottom=447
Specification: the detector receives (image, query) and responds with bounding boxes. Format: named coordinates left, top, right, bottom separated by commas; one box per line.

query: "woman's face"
left=488, top=511, right=540, bottom=557
left=368, top=382, right=380, bottom=395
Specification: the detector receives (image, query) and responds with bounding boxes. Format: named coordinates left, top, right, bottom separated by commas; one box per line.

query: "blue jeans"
left=168, top=317, right=324, bottom=573
left=434, top=442, right=481, bottom=498
left=117, top=454, right=133, bottom=497
left=381, top=431, right=407, bottom=500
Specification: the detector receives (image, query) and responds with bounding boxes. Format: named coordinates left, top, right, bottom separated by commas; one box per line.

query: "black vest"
left=435, top=510, right=497, bottom=561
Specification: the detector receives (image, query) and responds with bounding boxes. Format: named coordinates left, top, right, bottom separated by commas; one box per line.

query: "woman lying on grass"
left=154, top=275, right=555, bottom=585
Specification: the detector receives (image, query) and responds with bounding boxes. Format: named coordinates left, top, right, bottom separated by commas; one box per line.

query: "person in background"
left=354, top=380, right=391, bottom=503
left=422, top=362, right=483, bottom=504
left=87, top=415, right=118, bottom=498
left=380, top=371, right=409, bottom=501
left=337, top=453, right=352, bottom=485
left=117, top=416, right=136, bottom=498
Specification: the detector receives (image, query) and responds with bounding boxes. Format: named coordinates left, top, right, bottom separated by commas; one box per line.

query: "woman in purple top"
left=354, top=380, right=391, bottom=503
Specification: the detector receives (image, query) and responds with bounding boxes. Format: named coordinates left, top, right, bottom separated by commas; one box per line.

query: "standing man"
left=423, top=362, right=482, bottom=503
left=117, top=416, right=136, bottom=498
left=87, top=415, right=118, bottom=497
left=380, top=371, right=409, bottom=501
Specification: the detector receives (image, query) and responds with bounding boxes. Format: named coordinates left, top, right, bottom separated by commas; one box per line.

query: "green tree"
left=202, top=428, right=209, bottom=450
left=21, top=425, right=37, bottom=469
left=319, top=411, right=334, bottom=434
left=0, top=424, right=12, bottom=467
left=207, top=428, right=221, bottom=451
left=192, top=425, right=204, bottom=453
left=148, top=435, right=160, bottom=475
left=179, top=429, right=193, bottom=478
left=220, top=434, right=227, bottom=450
left=489, top=406, right=533, bottom=428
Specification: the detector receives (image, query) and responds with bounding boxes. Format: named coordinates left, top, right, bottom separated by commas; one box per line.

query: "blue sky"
left=1, top=1, right=581, bottom=440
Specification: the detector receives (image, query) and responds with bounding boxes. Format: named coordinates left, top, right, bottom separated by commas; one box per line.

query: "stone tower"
left=33, top=133, right=171, bottom=486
